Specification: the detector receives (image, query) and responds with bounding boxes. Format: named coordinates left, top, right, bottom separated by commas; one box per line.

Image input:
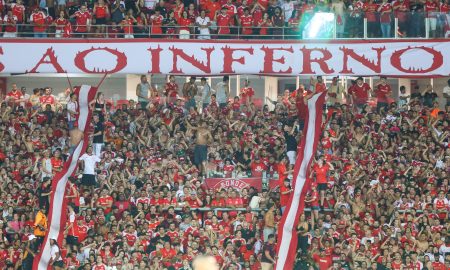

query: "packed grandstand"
left=0, top=73, right=448, bottom=270
left=0, top=0, right=450, bottom=38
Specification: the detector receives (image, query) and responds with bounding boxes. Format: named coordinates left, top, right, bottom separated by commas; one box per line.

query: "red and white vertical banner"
left=275, top=91, right=327, bottom=270
left=33, top=85, right=98, bottom=270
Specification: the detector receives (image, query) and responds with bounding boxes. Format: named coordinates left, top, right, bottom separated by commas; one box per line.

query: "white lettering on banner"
left=0, top=39, right=449, bottom=76
left=214, top=179, right=250, bottom=190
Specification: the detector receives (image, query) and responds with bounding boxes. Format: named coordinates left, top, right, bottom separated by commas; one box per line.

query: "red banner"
left=204, top=177, right=262, bottom=191
left=0, top=39, right=449, bottom=76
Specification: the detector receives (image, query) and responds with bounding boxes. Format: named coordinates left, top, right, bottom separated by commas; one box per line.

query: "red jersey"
left=151, top=14, right=163, bottom=34
left=30, top=11, right=46, bottom=32
left=349, top=82, right=371, bottom=103
left=364, top=3, right=379, bottom=22
left=74, top=11, right=91, bottom=32
left=7, top=90, right=22, bottom=101
left=206, top=1, right=221, bottom=20
left=425, top=1, right=439, bottom=17
left=379, top=2, right=392, bottom=23
left=178, top=17, right=191, bottom=31
left=222, top=3, right=237, bottom=17
left=250, top=161, right=267, bottom=177
left=95, top=5, right=108, bottom=19
left=55, top=18, right=69, bottom=31
left=312, top=254, right=332, bottom=270
left=11, top=3, right=25, bottom=22
left=313, top=164, right=330, bottom=184
left=97, top=196, right=113, bottom=214
left=441, top=2, right=450, bottom=12
left=216, top=13, right=231, bottom=34
left=375, top=83, right=391, bottom=103
left=121, top=18, right=134, bottom=34
left=393, top=1, right=409, bottom=21
left=239, top=14, right=253, bottom=35
left=122, top=231, right=137, bottom=246
left=39, top=95, right=56, bottom=105
left=165, top=82, right=179, bottom=97
left=257, top=18, right=271, bottom=35
left=50, top=157, right=63, bottom=171
left=92, top=264, right=107, bottom=270
left=280, top=185, right=291, bottom=207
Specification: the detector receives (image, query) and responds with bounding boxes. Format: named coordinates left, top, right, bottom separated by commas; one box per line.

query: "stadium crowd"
left=0, top=0, right=449, bottom=38
left=0, top=75, right=448, bottom=270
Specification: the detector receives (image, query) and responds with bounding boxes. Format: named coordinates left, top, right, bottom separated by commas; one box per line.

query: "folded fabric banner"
left=275, top=91, right=327, bottom=270
left=33, top=85, right=98, bottom=270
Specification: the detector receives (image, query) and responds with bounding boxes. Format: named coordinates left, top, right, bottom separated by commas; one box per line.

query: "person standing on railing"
left=93, top=0, right=110, bottom=38
left=30, top=7, right=48, bottom=38
left=2, top=11, right=18, bottom=38
left=196, top=10, right=211, bottom=39
left=70, top=5, right=91, bottom=38
left=378, top=0, right=393, bottom=38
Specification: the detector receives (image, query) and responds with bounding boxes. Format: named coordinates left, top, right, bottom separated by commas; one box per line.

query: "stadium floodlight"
left=303, top=12, right=335, bottom=39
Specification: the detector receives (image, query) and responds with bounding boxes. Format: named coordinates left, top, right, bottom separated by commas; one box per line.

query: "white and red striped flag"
left=33, top=85, right=98, bottom=270
left=275, top=91, right=327, bottom=270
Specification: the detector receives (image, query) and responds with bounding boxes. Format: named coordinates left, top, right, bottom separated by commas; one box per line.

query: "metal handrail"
left=0, top=11, right=445, bottom=40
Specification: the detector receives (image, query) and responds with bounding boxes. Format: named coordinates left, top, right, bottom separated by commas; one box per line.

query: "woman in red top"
left=54, top=10, right=69, bottom=38
left=178, top=10, right=192, bottom=39
left=312, top=156, right=334, bottom=207
left=187, top=3, right=198, bottom=23
left=93, top=0, right=110, bottom=37
left=173, top=0, right=184, bottom=21
left=150, top=9, right=164, bottom=36
left=257, top=12, right=272, bottom=36
left=51, top=149, right=63, bottom=173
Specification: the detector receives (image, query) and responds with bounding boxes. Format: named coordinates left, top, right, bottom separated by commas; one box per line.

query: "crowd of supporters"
left=0, top=75, right=448, bottom=270
left=0, top=0, right=449, bottom=38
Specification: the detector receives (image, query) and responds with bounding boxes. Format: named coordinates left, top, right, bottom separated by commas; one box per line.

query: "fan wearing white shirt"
left=196, top=10, right=211, bottom=39
left=78, top=146, right=101, bottom=193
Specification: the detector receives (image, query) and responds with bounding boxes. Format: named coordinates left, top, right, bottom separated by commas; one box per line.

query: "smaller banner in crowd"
left=204, top=177, right=262, bottom=191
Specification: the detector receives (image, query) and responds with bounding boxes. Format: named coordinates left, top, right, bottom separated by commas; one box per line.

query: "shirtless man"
left=193, top=255, right=220, bottom=270
left=186, top=120, right=212, bottom=175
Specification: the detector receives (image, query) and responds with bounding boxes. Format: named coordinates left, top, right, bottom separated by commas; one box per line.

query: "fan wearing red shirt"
left=11, top=0, right=25, bottom=23
left=206, top=0, right=221, bottom=20
left=364, top=0, right=379, bottom=37
left=374, top=76, right=392, bottom=112
left=185, top=191, right=204, bottom=208
left=122, top=225, right=138, bottom=247
left=164, top=75, right=180, bottom=103
left=348, top=77, right=371, bottom=109
left=312, top=156, right=334, bottom=207
left=6, top=84, right=23, bottom=105
left=92, top=257, right=107, bottom=270
left=2, top=13, right=17, bottom=38
left=215, top=7, right=232, bottom=37
left=311, top=76, right=327, bottom=93
left=425, top=0, right=439, bottom=36
left=54, top=11, right=70, bottom=38
left=70, top=5, right=91, bottom=37
left=160, top=241, right=177, bottom=265
left=312, top=249, right=332, bottom=270
left=393, top=0, right=409, bottom=36
left=29, top=8, right=47, bottom=37
left=96, top=189, right=113, bottom=214
left=239, top=8, right=253, bottom=37
left=378, top=0, right=392, bottom=37
left=279, top=179, right=292, bottom=213
left=150, top=9, right=164, bottom=36
left=121, top=14, right=137, bottom=38
left=240, top=79, right=255, bottom=104
left=250, top=156, right=267, bottom=177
